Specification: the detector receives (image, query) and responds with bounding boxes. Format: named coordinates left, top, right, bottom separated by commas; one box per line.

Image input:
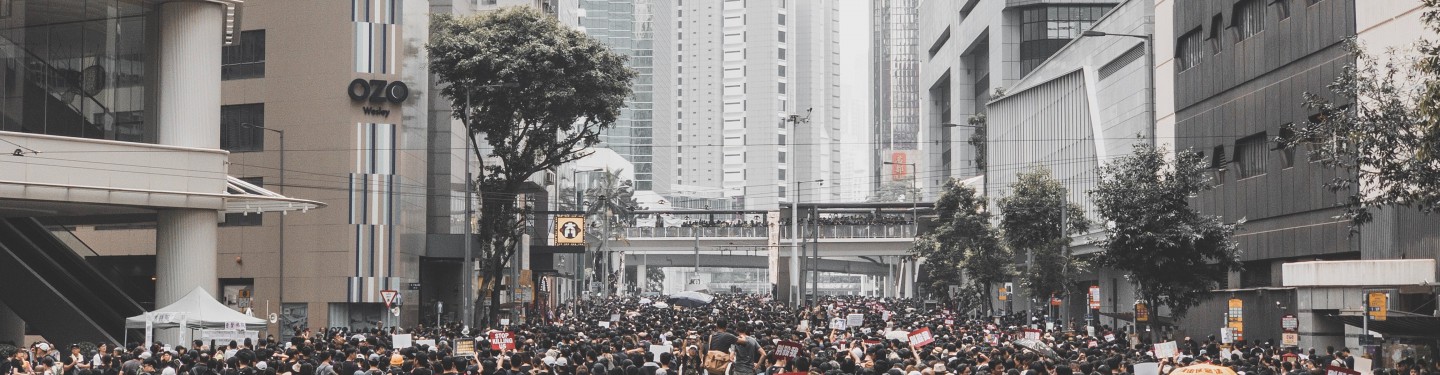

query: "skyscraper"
left=654, top=0, right=840, bottom=210
left=871, top=0, right=920, bottom=198
left=578, top=0, right=657, bottom=190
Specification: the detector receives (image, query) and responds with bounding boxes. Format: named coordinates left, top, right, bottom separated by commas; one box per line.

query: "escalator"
left=0, top=218, right=145, bottom=344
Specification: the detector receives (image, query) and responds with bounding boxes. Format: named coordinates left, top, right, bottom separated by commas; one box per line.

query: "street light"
left=237, top=122, right=286, bottom=304
left=882, top=161, right=917, bottom=298
left=1080, top=30, right=1156, bottom=148
left=569, top=168, right=603, bottom=303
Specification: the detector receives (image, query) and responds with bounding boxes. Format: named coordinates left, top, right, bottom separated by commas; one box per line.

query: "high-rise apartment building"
left=654, top=0, right=840, bottom=210
left=872, top=0, right=921, bottom=199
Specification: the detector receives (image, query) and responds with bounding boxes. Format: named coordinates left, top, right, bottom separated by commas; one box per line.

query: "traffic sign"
left=1368, top=292, right=1388, bottom=321
left=1088, top=286, right=1101, bottom=310
left=381, top=290, right=399, bottom=308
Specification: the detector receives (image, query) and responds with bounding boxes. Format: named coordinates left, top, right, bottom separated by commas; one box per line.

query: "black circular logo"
left=560, top=221, right=581, bottom=239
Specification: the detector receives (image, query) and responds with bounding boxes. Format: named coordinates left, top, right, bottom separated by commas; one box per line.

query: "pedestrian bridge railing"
left=620, top=224, right=915, bottom=239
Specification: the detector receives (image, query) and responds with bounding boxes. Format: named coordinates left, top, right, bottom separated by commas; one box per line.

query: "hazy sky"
left=837, top=0, right=872, bottom=201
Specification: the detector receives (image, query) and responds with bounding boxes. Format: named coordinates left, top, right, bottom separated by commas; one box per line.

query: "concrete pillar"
left=0, top=300, right=24, bottom=346
left=635, top=263, right=646, bottom=295
left=153, top=0, right=224, bottom=312
left=156, top=209, right=219, bottom=305
left=157, top=1, right=222, bottom=149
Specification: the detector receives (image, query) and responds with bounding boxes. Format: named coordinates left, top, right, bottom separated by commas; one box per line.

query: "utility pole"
left=600, top=194, right=611, bottom=297
left=461, top=91, right=476, bottom=328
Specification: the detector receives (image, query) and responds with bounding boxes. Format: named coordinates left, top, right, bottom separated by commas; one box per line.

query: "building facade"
left=918, top=0, right=1116, bottom=202
left=653, top=0, right=840, bottom=210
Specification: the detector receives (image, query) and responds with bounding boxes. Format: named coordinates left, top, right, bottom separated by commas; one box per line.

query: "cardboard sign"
left=1104, top=333, right=1116, bottom=342
left=882, top=311, right=893, bottom=321
left=847, top=313, right=865, bottom=327
left=1023, top=329, right=1041, bottom=341
left=501, top=319, right=510, bottom=326
left=454, top=338, right=476, bottom=357
left=650, top=345, right=671, bottom=362
left=598, top=321, right=611, bottom=328
left=1154, top=341, right=1178, bottom=359
left=1354, top=358, right=1372, bottom=374
left=831, top=318, right=848, bottom=330
left=985, top=334, right=999, bottom=345
left=945, top=319, right=954, bottom=326
left=1134, top=363, right=1159, bottom=375
left=907, top=327, right=935, bottom=347
left=1282, top=332, right=1299, bottom=347
left=1220, top=328, right=1234, bottom=344
left=773, top=340, right=803, bottom=359
left=611, top=313, right=622, bottom=322
left=1326, top=366, right=1361, bottom=375
left=490, top=331, right=515, bottom=351
left=393, top=334, right=413, bottom=349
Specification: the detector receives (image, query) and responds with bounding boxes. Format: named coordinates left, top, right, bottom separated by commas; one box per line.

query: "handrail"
left=621, top=224, right=917, bottom=239
left=47, top=224, right=101, bottom=258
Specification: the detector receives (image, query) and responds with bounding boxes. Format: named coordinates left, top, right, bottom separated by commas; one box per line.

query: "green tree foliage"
left=1280, top=6, right=1440, bottom=228
left=912, top=179, right=1009, bottom=312
left=1089, top=145, right=1243, bottom=318
left=646, top=267, right=666, bottom=293
left=869, top=181, right=921, bottom=203
left=429, top=7, right=635, bottom=323
left=997, top=167, right=1090, bottom=303
left=967, top=113, right=988, bottom=171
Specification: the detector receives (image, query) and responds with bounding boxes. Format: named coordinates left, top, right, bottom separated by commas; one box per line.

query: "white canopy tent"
left=125, top=287, right=267, bottom=330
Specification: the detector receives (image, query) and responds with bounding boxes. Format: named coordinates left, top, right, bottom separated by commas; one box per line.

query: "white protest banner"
left=830, top=318, right=848, bottom=330
left=1354, top=358, right=1372, bottom=374
left=198, top=330, right=260, bottom=343
left=650, top=345, right=672, bottom=362
left=1023, top=329, right=1041, bottom=341
left=599, top=321, right=611, bottom=328
left=907, top=327, right=935, bottom=347
left=225, top=321, right=245, bottom=331
left=774, top=340, right=803, bottom=359
left=1326, top=367, right=1360, bottom=375
left=1154, top=341, right=1179, bottom=359
left=847, top=313, right=864, bottom=327
left=501, top=319, right=511, bottom=326
left=1134, top=363, right=1159, bottom=375
left=393, top=334, right=413, bottom=349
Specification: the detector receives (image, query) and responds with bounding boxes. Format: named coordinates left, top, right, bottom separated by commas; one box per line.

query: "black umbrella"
left=1013, top=338, right=1062, bottom=361
left=667, top=291, right=715, bottom=308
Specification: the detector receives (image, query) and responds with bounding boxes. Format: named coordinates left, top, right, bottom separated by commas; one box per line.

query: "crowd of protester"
left=1, top=295, right=1432, bottom=375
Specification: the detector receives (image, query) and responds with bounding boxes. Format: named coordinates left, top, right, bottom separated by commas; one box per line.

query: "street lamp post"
left=570, top=168, right=602, bottom=304
left=791, top=179, right=823, bottom=307
left=1080, top=30, right=1156, bottom=148
left=238, top=123, right=286, bottom=305
left=883, top=161, right=917, bottom=298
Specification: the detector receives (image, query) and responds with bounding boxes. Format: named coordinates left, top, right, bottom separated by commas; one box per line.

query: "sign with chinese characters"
left=1227, top=298, right=1244, bottom=341
left=1088, top=286, right=1101, bottom=310
left=908, top=327, right=935, bottom=347
left=1135, top=302, right=1150, bottom=322
left=1367, top=292, right=1388, bottom=321
left=774, top=340, right=803, bottom=359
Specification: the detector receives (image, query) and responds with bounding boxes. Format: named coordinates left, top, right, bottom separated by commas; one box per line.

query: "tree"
left=997, top=167, right=1090, bottom=306
left=646, top=267, right=666, bottom=294
left=967, top=113, right=988, bottom=171
left=1089, top=145, right=1243, bottom=318
left=1280, top=8, right=1440, bottom=229
left=429, top=7, right=635, bottom=324
left=911, top=179, right=1009, bottom=313
left=869, top=181, right=921, bottom=203
left=584, top=168, right=643, bottom=294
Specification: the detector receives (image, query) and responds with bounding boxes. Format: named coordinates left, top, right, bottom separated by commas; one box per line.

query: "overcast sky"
left=837, top=0, right=871, bottom=201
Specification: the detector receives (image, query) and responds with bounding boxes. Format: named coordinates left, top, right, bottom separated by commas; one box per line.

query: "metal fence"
left=621, top=225, right=915, bottom=239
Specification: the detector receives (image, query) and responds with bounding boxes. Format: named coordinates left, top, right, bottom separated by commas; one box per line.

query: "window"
left=929, top=27, right=951, bottom=58
left=778, top=48, right=786, bottom=59
left=221, top=104, right=265, bottom=152
left=1272, top=0, right=1291, bottom=20
left=1208, top=15, right=1223, bottom=54
left=1176, top=28, right=1205, bottom=72
left=778, top=186, right=786, bottom=197
left=779, top=82, right=786, bottom=94
left=1235, top=132, right=1269, bottom=178
left=778, top=169, right=786, bottom=180
left=1211, top=145, right=1228, bottom=169
left=1232, top=0, right=1265, bottom=42
left=779, top=151, right=786, bottom=162
left=779, top=14, right=786, bottom=25
left=1278, top=126, right=1296, bottom=168
left=779, top=65, right=786, bottom=77
left=778, top=134, right=786, bottom=145
left=1019, top=5, right=1114, bottom=75
left=778, top=30, right=785, bottom=42
left=222, top=30, right=266, bottom=80
left=222, top=177, right=265, bottom=227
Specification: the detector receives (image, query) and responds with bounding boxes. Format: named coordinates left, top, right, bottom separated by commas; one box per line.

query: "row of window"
left=1207, top=125, right=1321, bottom=181
left=1177, top=0, right=1325, bottom=72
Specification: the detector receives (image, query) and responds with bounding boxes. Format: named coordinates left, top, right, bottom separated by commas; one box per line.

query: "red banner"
left=908, top=327, right=935, bottom=347
left=489, top=331, right=515, bottom=351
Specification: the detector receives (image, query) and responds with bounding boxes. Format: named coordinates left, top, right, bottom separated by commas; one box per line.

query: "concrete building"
left=0, top=0, right=327, bottom=345
left=918, top=0, right=1117, bottom=202
left=653, top=0, right=841, bottom=211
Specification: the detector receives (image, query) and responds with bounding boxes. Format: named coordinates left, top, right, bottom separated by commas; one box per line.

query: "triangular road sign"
left=381, top=290, right=398, bottom=308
